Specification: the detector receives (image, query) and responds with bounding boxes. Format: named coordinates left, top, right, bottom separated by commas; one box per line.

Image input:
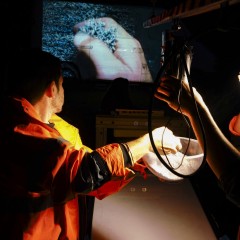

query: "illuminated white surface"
left=92, top=174, right=216, bottom=240
left=142, top=137, right=204, bottom=181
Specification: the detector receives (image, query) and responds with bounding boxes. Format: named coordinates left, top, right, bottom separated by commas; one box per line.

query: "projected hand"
left=73, top=17, right=152, bottom=82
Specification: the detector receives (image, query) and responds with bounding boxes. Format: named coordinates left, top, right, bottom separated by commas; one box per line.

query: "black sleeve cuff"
left=119, top=143, right=133, bottom=168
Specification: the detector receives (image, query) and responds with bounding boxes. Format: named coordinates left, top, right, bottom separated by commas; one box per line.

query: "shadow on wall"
left=100, top=77, right=133, bottom=114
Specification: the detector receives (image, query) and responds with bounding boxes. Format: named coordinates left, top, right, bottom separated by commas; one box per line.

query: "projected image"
left=42, top=0, right=168, bottom=82
left=73, top=17, right=153, bottom=82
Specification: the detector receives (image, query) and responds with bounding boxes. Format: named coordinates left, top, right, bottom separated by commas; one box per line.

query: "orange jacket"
left=229, top=115, right=240, bottom=136
left=0, top=97, right=146, bottom=240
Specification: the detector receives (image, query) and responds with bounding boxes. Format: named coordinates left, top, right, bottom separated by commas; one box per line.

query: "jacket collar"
left=13, top=97, right=43, bottom=122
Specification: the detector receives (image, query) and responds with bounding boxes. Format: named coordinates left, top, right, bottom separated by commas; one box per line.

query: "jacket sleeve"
left=229, top=115, right=240, bottom=136
left=72, top=143, right=147, bottom=200
left=49, top=114, right=147, bottom=200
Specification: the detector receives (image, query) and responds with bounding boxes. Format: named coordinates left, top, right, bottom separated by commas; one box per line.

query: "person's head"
left=5, top=48, right=63, bottom=107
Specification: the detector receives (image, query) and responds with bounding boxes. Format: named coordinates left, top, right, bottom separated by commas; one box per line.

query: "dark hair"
left=5, top=48, right=62, bottom=104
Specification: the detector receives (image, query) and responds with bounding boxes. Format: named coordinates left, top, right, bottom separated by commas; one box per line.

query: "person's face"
left=52, top=76, right=64, bottom=114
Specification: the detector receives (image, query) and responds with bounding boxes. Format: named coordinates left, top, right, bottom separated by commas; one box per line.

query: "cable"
left=148, top=37, right=207, bottom=178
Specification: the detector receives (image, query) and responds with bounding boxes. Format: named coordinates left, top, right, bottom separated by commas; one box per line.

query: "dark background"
left=1, top=1, right=240, bottom=239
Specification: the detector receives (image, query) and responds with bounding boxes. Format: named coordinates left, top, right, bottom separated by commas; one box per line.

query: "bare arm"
left=125, top=126, right=182, bottom=164
left=154, top=76, right=240, bottom=180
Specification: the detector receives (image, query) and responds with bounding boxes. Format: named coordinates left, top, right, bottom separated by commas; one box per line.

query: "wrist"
left=120, top=143, right=134, bottom=167
left=125, top=135, right=150, bottom=164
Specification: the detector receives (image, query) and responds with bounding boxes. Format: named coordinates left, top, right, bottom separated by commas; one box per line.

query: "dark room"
left=1, top=0, right=240, bottom=240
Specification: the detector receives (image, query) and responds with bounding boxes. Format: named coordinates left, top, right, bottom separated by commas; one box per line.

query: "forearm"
left=188, top=102, right=240, bottom=179
left=124, top=127, right=182, bottom=164
left=124, top=135, right=150, bottom=164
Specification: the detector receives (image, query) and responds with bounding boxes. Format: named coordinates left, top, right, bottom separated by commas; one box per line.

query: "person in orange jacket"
left=155, top=75, right=240, bottom=239
left=0, top=48, right=182, bottom=240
